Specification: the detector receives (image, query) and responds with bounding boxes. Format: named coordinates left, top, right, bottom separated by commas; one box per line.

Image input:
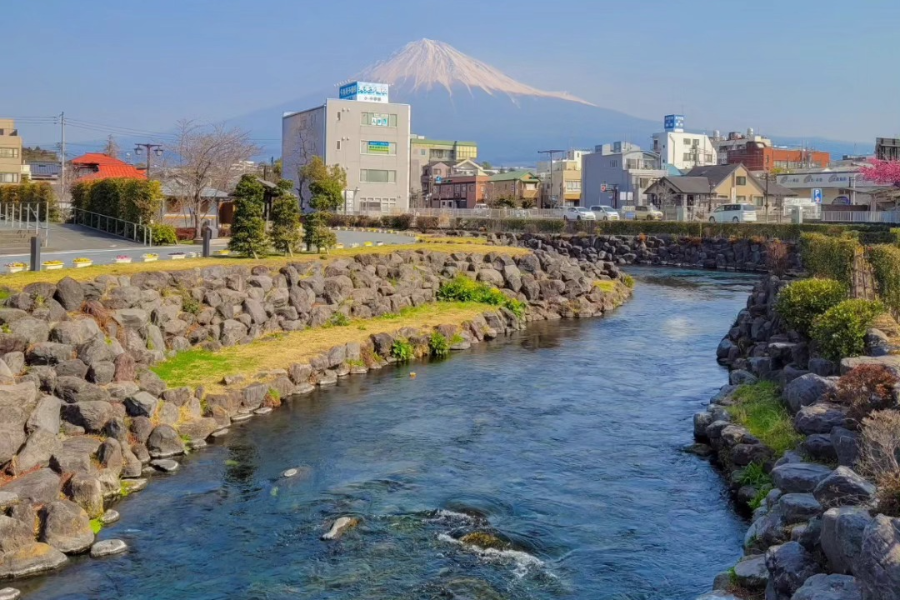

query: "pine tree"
left=229, top=175, right=269, bottom=258
left=270, top=180, right=301, bottom=255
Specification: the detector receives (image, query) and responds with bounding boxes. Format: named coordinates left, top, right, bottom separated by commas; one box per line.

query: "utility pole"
left=58, top=112, right=65, bottom=205
left=134, top=143, right=163, bottom=180
left=538, top=149, right=564, bottom=208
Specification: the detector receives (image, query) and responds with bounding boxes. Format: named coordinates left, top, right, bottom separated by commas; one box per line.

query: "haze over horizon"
left=5, top=0, right=899, bottom=153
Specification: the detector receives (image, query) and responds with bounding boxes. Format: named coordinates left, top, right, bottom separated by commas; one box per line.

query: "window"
left=683, top=153, right=693, bottom=161
left=360, top=141, right=397, bottom=155
left=692, top=139, right=700, bottom=147
left=0, top=172, right=19, bottom=183
left=754, top=196, right=764, bottom=206
left=360, top=112, right=398, bottom=127
left=610, top=160, right=618, bottom=167
left=565, top=181, right=581, bottom=191
left=360, top=169, right=396, bottom=183
left=360, top=198, right=382, bottom=211
left=0, top=148, right=19, bottom=159
left=736, top=176, right=747, bottom=185
left=736, top=196, right=747, bottom=203
left=684, top=139, right=692, bottom=146
left=336, top=140, right=342, bottom=150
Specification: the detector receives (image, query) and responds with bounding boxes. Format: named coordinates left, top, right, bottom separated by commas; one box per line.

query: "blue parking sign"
left=812, top=189, right=823, bottom=204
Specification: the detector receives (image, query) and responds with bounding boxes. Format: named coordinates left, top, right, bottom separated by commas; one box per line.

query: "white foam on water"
left=429, top=509, right=477, bottom=523
left=436, top=533, right=549, bottom=579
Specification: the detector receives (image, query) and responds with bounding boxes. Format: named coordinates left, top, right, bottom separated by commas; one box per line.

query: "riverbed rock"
left=89, top=539, right=127, bottom=558
left=147, top=425, right=184, bottom=458
left=26, top=395, right=60, bottom=435
left=39, top=500, right=94, bottom=554
left=321, top=516, right=359, bottom=540
left=0, top=587, right=21, bottom=600
left=771, top=463, right=833, bottom=494
left=124, top=391, right=158, bottom=418
left=813, top=467, right=876, bottom=508
left=150, top=459, right=179, bottom=472
left=15, top=429, right=61, bottom=472
left=1, top=469, right=60, bottom=505
left=820, top=506, right=873, bottom=576
left=855, top=515, right=900, bottom=600
left=733, top=554, right=769, bottom=590
left=765, top=541, right=822, bottom=600
left=791, top=574, right=862, bottom=600
left=784, top=374, right=837, bottom=414
left=65, top=473, right=104, bottom=519
left=831, top=427, right=860, bottom=468
left=729, top=369, right=757, bottom=385
left=795, top=403, right=848, bottom=435
left=0, top=542, right=67, bottom=579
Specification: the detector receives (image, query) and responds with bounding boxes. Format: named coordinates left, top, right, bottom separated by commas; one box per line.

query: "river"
left=19, top=268, right=758, bottom=600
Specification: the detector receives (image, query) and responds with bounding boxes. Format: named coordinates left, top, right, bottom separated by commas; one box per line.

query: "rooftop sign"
left=339, top=81, right=390, bottom=103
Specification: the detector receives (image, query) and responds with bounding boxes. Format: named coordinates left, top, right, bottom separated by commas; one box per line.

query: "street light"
left=134, top=143, right=163, bottom=180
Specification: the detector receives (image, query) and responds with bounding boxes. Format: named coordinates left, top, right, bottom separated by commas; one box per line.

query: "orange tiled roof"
left=71, top=153, right=147, bottom=181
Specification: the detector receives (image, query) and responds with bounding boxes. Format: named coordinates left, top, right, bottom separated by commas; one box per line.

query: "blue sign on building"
left=812, top=188, right=823, bottom=204
left=664, top=114, right=685, bottom=132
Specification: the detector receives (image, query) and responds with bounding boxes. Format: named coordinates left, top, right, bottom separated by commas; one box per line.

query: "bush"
left=799, top=233, right=858, bottom=287
left=174, top=227, right=195, bottom=241
left=737, top=462, right=775, bottom=510
left=428, top=331, right=450, bottom=358
left=325, top=312, right=349, bottom=327
left=391, top=338, right=414, bottom=362
left=151, top=224, right=178, bottom=246
left=858, top=410, right=900, bottom=516
left=727, top=381, right=804, bottom=456
left=416, top=216, right=439, bottom=232
left=437, top=275, right=525, bottom=318
left=811, top=299, right=884, bottom=361
left=383, top=214, right=413, bottom=230
left=774, top=278, right=847, bottom=337
left=868, top=244, right=900, bottom=319
left=835, top=365, right=898, bottom=420
left=622, top=274, right=635, bottom=289
left=767, top=239, right=792, bottom=276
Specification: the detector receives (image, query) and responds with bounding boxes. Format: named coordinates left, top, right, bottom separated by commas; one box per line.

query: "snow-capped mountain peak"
left=357, top=39, right=595, bottom=106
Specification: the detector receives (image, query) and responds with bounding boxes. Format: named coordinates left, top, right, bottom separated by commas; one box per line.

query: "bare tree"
left=103, top=135, right=120, bottom=159
left=169, top=120, right=261, bottom=237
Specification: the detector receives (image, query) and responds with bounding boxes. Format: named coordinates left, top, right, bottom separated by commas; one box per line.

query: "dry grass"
left=0, top=243, right=528, bottom=290
left=419, top=236, right=491, bottom=246
left=152, top=301, right=493, bottom=392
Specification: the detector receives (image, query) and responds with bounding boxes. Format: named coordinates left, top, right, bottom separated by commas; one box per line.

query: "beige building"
left=486, top=171, right=541, bottom=206
left=409, top=137, right=478, bottom=203
left=282, top=89, right=411, bottom=213
left=0, top=119, right=24, bottom=185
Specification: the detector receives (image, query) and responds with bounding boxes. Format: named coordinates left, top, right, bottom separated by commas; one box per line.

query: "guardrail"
left=0, top=201, right=50, bottom=244
left=821, top=211, right=900, bottom=224
left=70, top=208, right=153, bottom=246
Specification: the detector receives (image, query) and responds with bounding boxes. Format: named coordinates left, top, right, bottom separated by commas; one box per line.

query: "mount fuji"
left=231, top=39, right=863, bottom=164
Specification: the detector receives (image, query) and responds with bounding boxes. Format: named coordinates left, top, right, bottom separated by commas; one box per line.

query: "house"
left=486, top=171, right=540, bottom=206
left=431, top=174, right=490, bottom=208
left=70, top=153, right=147, bottom=182
left=0, top=119, right=24, bottom=185
left=644, top=177, right=715, bottom=211
left=582, top=142, right=666, bottom=208
left=421, top=159, right=485, bottom=201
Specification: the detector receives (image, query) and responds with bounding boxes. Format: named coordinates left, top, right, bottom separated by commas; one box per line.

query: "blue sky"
left=5, top=0, right=899, bottom=149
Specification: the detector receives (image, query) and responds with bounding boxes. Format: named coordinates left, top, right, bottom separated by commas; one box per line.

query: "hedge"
left=774, top=278, right=848, bottom=336
left=799, top=233, right=858, bottom=288
left=868, top=244, right=900, bottom=319
left=811, top=299, right=884, bottom=361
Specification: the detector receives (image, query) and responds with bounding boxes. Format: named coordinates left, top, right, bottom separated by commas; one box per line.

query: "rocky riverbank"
left=0, top=247, right=631, bottom=591
left=692, top=275, right=900, bottom=600
left=445, top=231, right=802, bottom=273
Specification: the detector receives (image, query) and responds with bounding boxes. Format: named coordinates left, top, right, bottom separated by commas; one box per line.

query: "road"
left=0, top=226, right=418, bottom=268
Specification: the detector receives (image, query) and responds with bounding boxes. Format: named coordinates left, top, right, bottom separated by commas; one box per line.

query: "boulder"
left=146, top=425, right=184, bottom=458
left=54, top=376, right=109, bottom=404
left=0, top=515, right=33, bottom=554
left=87, top=362, right=116, bottom=385
left=831, top=427, right=860, bottom=468
left=90, top=539, right=127, bottom=558
left=820, top=507, right=873, bottom=575
left=813, top=467, right=876, bottom=508
left=54, top=277, right=85, bottom=310
left=62, top=401, right=113, bottom=433
left=26, top=342, right=73, bottom=365
left=136, top=369, right=166, bottom=396
left=150, top=458, right=179, bottom=472
left=0, top=542, right=67, bottom=579
left=39, top=500, right=94, bottom=554
left=783, top=374, right=837, bottom=414
left=55, top=359, right=88, bottom=379
left=124, top=391, right=159, bottom=418
left=729, top=369, right=758, bottom=385
left=321, top=516, right=359, bottom=540
left=8, top=318, right=49, bottom=346
left=49, top=319, right=100, bottom=346
left=15, top=429, right=61, bottom=472
left=791, top=574, right=862, bottom=600
left=113, top=308, right=149, bottom=329
left=772, top=463, right=833, bottom=494
left=856, top=515, right=900, bottom=600
left=51, top=437, right=100, bottom=475
left=802, top=434, right=838, bottom=463
left=0, top=468, right=60, bottom=505
left=64, top=473, right=104, bottom=519
left=795, top=403, right=848, bottom=435
left=476, top=269, right=504, bottom=286
left=0, top=381, right=38, bottom=408
left=777, top=493, right=824, bottom=524
left=733, top=554, right=768, bottom=590
left=765, top=541, right=823, bottom=600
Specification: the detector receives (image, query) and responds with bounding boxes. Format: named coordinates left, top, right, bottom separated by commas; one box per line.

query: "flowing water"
left=20, top=268, right=758, bottom=600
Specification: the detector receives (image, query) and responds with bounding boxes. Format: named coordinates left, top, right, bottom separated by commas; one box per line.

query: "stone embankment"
left=476, top=232, right=801, bottom=273
left=692, top=275, right=900, bottom=599
left=0, top=247, right=630, bottom=587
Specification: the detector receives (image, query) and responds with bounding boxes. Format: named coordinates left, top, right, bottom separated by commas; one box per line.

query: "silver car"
left=590, top=205, right=620, bottom=221
left=563, top=206, right=597, bottom=221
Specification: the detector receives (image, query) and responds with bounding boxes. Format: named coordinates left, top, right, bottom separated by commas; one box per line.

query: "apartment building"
left=486, top=171, right=540, bottom=205
left=651, top=114, right=716, bottom=171
left=282, top=82, right=411, bottom=213
left=0, top=119, right=24, bottom=185
left=538, top=150, right=586, bottom=206
left=431, top=174, right=490, bottom=208
left=582, top=141, right=666, bottom=207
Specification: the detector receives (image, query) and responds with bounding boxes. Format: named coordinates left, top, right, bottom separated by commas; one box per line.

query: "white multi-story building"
left=282, top=82, right=411, bottom=213
left=651, top=114, right=716, bottom=171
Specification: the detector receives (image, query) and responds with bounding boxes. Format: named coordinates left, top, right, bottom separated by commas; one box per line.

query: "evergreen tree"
left=229, top=175, right=269, bottom=258
left=270, top=180, right=301, bottom=255
left=302, top=212, right=336, bottom=253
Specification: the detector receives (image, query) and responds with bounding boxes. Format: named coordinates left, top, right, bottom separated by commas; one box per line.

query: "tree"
left=481, top=161, right=492, bottom=170
left=103, top=135, right=120, bottom=159
left=302, top=212, right=336, bottom=253
left=22, top=146, right=58, bottom=162
left=858, top=159, right=900, bottom=186
left=170, top=119, right=261, bottom=238
left=491, top=197, right=516, bottom=208
left=0, top=178, right=62, bottom=222
left=298, top=156, right=347, bottom=211
left=229, top=175, right=269, bottom=258
left=270, top=180, right=301, bottom=255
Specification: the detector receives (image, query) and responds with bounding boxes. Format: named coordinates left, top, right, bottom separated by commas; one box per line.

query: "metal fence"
left=0, top=201, right=50, bottom=244
left=406, top=208, right=564, bottom=220
left=821, top=210, right=900, bottom=224
left=70, top=208, right=153, bottom=245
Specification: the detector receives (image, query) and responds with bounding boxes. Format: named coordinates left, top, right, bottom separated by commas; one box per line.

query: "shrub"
left=868, top=244, right=900, bottom=319
left=437, top=275, right=525, bottom=319
left=180, top=290, right=201, bottom=315
left=835, top=365, right=898, bottom=420
left=391, top=338, right=414, bottom=362
left=416, top=216, right=439, bottom=232
left=799, top=233, right=858, bottom=287
left=727, top=382, right=804, bottom=456
left=383, top=214, right=413, bottom=230
left=774, top=278, right=847, bottom=337
left=325, top=312, right=350, bottom=327
left=767, top=239, right=792, bottom=276
left=428, top=331, right=450, bottom=358
left=151, top=224, right=178, bottom=246
left=858, top=410, right=900, bottom=516
left=737, top=462, right=775, bottom=510
left=174, top=227, right=196, bottom=241
left=622, top=274, right=636, bottom=289
left=811, top=299, right=884, bottom=361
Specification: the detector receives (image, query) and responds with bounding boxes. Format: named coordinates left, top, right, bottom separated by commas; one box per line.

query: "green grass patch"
left=437, top=275, right=525, bottom=318
left=727, top=382, right=803, bottom=457
left=151, top=349, right=234, bottom=390
left=89, top=518, right=103, bottom=535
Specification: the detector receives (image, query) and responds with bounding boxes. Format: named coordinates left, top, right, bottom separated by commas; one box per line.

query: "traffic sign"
left=601, top=183, right=607, bottom=192
left=812, top=188, right=823, bottom=204
left=435, top=176, right=443, bottom=184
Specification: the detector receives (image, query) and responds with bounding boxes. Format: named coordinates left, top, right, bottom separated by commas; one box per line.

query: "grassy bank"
left=727, top=382, right=803, bottom=456
left=0, top=242, right=528, bottom=291
left=152, top=301, right=494, bottom=391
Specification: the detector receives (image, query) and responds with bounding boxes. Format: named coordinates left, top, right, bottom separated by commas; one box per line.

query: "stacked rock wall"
left=0, top=248, right=630, bottom=582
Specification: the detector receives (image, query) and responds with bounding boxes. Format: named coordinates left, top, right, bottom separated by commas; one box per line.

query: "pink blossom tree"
left=857, top=159, right=900, bottom=186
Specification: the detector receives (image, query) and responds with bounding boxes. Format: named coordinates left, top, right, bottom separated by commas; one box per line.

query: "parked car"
left=473, top=203, right=489, bottom=214
left=634, top=205, right=663, bottom=221
left=709, top=203, right=758, bottom=223
left=590, top=205, right=620, bottom=221
left=563, top=206, right=596, bottom=221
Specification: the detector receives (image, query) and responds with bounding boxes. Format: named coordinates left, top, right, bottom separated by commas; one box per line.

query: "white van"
left=710, top=203, right=758, bottom=223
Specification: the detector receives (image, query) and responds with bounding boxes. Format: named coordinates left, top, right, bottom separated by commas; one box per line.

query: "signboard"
left=338, top=81, right=390, bottom=103
left=811, top=188, right=823, bottom=204
left=368, top=113, right=390, bottom=127
left=366, top=141, right=391, bottom=154
left=664, top=114, right=685, bottom=132
left=600, top=183, right=607, bottom=192
left=434, top=176, right=443, bottom=184
left=777, top=171, right=878, bottom=190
